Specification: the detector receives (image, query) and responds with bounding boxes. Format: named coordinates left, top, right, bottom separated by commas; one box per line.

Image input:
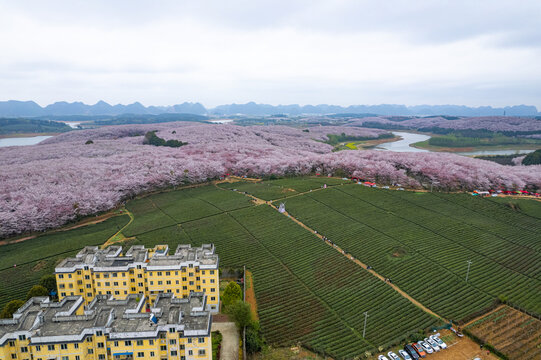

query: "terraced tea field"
left=465, top=306, right=541, bottom=360
left=1, top=177, right=539, bottom=359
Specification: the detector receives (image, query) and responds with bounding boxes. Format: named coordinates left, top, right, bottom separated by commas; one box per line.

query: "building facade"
left=55, top=244, right=219, bottom=313
left=0, top=292, right=212, bottom=360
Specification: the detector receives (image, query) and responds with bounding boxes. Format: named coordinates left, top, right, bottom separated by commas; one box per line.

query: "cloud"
left=0, top=0, right=539, bottom=108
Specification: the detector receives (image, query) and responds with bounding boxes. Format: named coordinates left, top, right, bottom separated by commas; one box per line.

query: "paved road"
left=212, top=322, right=239, bottom=360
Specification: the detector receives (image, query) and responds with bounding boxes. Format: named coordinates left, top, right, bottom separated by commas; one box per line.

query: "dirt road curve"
left=211, top=322, right=239, bottom=360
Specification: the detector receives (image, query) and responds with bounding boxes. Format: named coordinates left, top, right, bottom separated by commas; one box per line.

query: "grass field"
left=465, top=306, right=541, bottom=360
left=1, top=177, right=539, bottom=359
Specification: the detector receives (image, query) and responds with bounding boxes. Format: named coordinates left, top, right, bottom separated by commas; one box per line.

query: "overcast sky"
left=1, top=0, right=540, bottom=108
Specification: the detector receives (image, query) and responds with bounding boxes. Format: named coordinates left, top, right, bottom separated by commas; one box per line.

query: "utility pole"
left=362, top=311, right=369, bottom=338
left=465, top=260, right=473, bottom=282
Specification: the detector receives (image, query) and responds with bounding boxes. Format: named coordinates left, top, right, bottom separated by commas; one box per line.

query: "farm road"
left=222, top=182, right=448, bottom=323
left=211, top=322, right=239, bottom=360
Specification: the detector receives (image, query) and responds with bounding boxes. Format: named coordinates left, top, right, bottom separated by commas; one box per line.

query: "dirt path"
left=100, top=209, right=135, bottom=248
left=0, top=211, right=123, bottom=246
left=211, top=322, right=239, bottom=360
left=463, top=304, right=506, bottom=328
left=225, top=183, right=447, bottom=323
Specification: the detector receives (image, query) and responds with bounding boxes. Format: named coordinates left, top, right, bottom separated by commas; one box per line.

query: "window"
left=61, top=292, right=66, bottom=296
left=138, top=282, right=143, bottom=287
left=98, top=355, right=105, bottom=360
left=58, top=274, right=64, bottom=279
left=157, top=272, right=162, bottom=276
left=59, top=284, right=66, bottom=289
left=210, top=270, right=215, bottom=274
left=131, top=287, right=136, bottom=291
left=198, top=349, right=206, bottom=356
left=77, top=280, right=82, bottom=285
left=9, top=340, right=15, bottom=346
left=105, top=282, right=110, bottom=286
left=61, top=356, right=69, bottom=360
left=87, top=337, right=93, bottom=342
left=150, top=351, right=155, bottom=357
left=211, top=296, right=216, bottom=301
left=188, top=350, right=193, bottom=356
left=166, top=280, right=171, bottom=285
left=104, top=274, right=109, bottom=278
left=201, top=271, right=205, bottom=275
left=182, top=277, right=187, bottom=281
left=20, top=346, right=28, bottom=352
left=137, top=352, right=145, bottom=358
left=19, top=335, right=26, bottom=340
left=196, top=277, right=200, bottom=281
left=160, top=345, right=167, bottom=351
left=114, top=282, right=119, bottom=286
left=123, top=282, right=127, bottom=286
left=175, top=280, right=179, bottom=284
left=113, top=273, right=118, bottom=277
left=74, top=343, right=79, bottom=349
left=166, top=272, right=170, bottom=276
left=169, top=327, right=176, bottom=333
left=189, top=281, right=194, bottom=286
left=76, top=356, right=80, bottom=360
left=188, top=273, right=193, bottom=277
left=150, top=281, right=154, bottom=285
left=179, top=345, right=185, bottom=350
left=187, top=338, right=192, bottom=344
left=11, top=354, right=16, bottom=360
left=96, top=274, right=100, bottom=278
left=198, top=337, right=205, bottom=343
left=125, top=340, right=132, bottom=346
left=170, top=351, right=177, bottom=356
left=48, top=345, right=55, bottom=351
left=35, top=345, right=41, bottom=351
left=61, top=343, right=68, bottom=350
left=137, top=340, right=143, bottom=346
left=175, top=271, right=178, bottom=275
left=114, top=341, right=119, bottom=347
left=86, top=284, right=91, bottom=288
left=84, top=275, right=90, bottom=280
left=149, top=340, right=154, bottom=345
left=97, top=342, right=105, bottom=348
left=97, top=282, right=101, bottom=286
left=138, top=274, right=143, bottom=278
left=182, top=286, right=187, bottom=290
left=88, top=349, right=94, bottom=354
left=211, top=288, right=216, bottom=292
left=158, top=281, right=163, bottom=285
left=96, top=330, right=103, bottom=336
left=122, top=273, right=126, bottom=277
left=210, top=279, right=215, bottom=284
left=169, top=339, right=176, bottom=345
left=115, top=291, right=120, bottom=295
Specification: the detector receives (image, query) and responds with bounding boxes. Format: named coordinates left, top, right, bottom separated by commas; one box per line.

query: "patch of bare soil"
left=32, top=260, right=47, bottom=272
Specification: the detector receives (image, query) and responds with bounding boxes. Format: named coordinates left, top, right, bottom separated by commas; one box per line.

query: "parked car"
left=382, top=186, right=390, bottom=189
left=378, top=355, right=389, bottom=360
left=412, top=343, right=426, bottom=358
left=404, top=344, right=420, bottom=359
left=419, top=340, right=433, bottom=354
left=425, top=337, right=440, bottom=351
left=387, top=351, right=400, bottom=360
left=398, top=349, right=412, bottom=360
left=397, top=187, right=405, bottom=191
left=430, top=335, right=447, bottom=349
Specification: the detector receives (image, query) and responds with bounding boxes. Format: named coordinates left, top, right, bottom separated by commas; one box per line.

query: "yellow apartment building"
left=0, top=292, right=212, bottom=360
left=55, top=244, right=219, bottom=313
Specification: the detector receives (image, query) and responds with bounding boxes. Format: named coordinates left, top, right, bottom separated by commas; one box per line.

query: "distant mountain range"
left=0, top=100, right=538, bottom=117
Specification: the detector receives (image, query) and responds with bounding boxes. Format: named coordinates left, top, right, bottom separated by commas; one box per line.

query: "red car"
left=412, top=342, right=427, bottom=358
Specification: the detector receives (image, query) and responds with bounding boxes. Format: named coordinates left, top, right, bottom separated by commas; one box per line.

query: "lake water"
left=375, top=131, right=431, bottom=152
left=208, top=119, right=233, bottom=124
left=0, top=135, right=52, bottom=147
left=375, top=132, right=536, bottom=156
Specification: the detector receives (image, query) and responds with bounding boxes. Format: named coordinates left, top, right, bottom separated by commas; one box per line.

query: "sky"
left=0, top=0, right=540, bottom=109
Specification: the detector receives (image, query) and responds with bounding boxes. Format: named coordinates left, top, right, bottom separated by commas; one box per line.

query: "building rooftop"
left=56, top=244, right=218, bottom=271
left=0, top=292, right=211, bottom=345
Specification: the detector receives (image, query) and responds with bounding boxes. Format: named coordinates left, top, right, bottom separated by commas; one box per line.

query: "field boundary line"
left=101, top=208, right=135, bottom=248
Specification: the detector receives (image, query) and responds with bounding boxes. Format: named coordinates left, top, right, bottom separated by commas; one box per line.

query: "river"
left=0, top=135, right=52, bottom=147
left=375, top=131, right=535, bottom=156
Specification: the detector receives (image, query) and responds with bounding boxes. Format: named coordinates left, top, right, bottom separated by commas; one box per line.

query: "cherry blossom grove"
left=1, top=122, right=539, bottom=238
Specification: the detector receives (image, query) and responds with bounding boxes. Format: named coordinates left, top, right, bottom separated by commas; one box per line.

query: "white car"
left=425, top=337, right=440, bottom=351
left=430, top=335, right=447, bottom=349
left=387, top=351, right=400, bottom=360
left=398, top=350, right=411, bottom=360
left=419, top=340, right=433, bottom=354
left=378, top=355, right=389, bottom=360
left=382, top=186, right=390, bottom=189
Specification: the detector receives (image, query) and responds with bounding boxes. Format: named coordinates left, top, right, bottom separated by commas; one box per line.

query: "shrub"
left=0, top=300, right=25, bottom=318
left=26, top=285, right=48, bottom=300
left=85, top=140, right=94, bottom=144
